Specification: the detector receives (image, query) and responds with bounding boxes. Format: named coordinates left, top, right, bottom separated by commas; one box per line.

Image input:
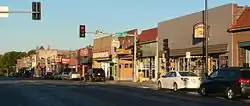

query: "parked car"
left=53, top=72, right=62, bottom=80
left=198, top=67, right=250, bottom=100
left=84, top=68, right=105, bottom=82
left=157, top=71, right=201, bottom=92
left=43, top=72, right=54, bottom=79
left=61, top=71, right=71, bottom=80
left=70, top=71, right=81, bottom=80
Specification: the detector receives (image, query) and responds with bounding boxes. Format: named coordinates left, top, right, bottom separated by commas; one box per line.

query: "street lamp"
left=204, top=0, right=209, bottom=76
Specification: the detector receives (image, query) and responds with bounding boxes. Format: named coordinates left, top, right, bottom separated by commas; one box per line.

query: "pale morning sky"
left=0, top=0, right=249, bottom=54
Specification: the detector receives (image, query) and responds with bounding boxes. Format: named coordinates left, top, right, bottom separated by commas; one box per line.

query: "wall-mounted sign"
left=186, top=52, right=191, bottom=58
left=116, top=49, right=130, bottom=55
left=79, top=48, right=89, bottom=57
left=55, top=56, right=62, bottom=62
left=93, top=52, right=109, bottom=58
left=111, top=37, right=120, bottom=48
left=193, top=22, right=205, bottom=38
left=62, top=58, right=70, bottom=64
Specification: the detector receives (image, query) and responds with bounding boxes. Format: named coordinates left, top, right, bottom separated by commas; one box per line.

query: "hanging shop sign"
left=193, top=22, right=205, bottom=38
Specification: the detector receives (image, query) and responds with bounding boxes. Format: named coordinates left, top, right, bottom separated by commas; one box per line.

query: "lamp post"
left=204, top=0, right=209, bottom=76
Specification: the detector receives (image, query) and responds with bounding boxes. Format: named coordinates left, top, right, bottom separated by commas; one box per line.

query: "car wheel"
left=102, top=79, right=106, bottom=82
left=198, top=86, right=208, bottom=96
left=173, top=83, right=178, bottom=92
left=226, top=87, right=236, bottom=100
left=89, top=76, right=93, bottom=82
left=157, top=82, right=162, bottom=90
left=83, top=77, right=87, bottom=82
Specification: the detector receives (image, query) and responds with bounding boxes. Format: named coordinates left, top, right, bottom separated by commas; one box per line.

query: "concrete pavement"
left=0, top=78, right=249, bottom=106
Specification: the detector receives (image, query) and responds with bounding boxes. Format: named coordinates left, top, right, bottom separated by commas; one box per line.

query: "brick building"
left=228, top=7, right=250, bottom=67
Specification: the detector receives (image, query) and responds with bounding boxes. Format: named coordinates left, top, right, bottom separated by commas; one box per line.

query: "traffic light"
left=32, top=2, right=41, bottom=20
left=136, top=39, right=142, bottom=58
left=79, top=25, right=86, bottom=38
left=131, top=47, right=134, bottom=55
left=163, top=39, right=170, bottom=72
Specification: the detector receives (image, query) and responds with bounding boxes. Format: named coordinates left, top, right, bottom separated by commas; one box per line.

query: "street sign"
left=115, top=32, right=126, bottom=36
left=186, top=52, right=191, bottom=58
left=111, top=37, right=120, bottom=48
left=0, top=6, right=9, bottom=18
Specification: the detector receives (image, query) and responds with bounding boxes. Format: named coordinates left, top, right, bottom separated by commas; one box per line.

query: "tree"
left=39, top=46, right=45, bottom=50
left=0, top=51, right=27, bottom=76
left=28, top=49, right=36, bottom=55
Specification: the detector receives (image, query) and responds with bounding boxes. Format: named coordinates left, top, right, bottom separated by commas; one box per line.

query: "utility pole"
left=205, top=0, right=209, bottom=76
left=133, top=35, right=137, bottom=82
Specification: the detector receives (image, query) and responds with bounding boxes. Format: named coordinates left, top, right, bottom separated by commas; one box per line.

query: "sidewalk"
left=106, top=80, right=157, bottom=89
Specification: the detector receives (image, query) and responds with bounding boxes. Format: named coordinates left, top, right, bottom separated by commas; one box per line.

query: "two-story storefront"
left=78, top=47, right=92, bottom=77
left=92, top=35, right=115, bottom=79
left=157, top=3, right=247, bottom=75
left=116, top=29, right=137, bottom=80
left=228, top=7, right=250, bottom=67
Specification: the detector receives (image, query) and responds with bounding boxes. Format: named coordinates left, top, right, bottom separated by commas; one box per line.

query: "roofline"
left=140, top=40, right=157, bottom=45
left=228, top=26, right=250, bottom=33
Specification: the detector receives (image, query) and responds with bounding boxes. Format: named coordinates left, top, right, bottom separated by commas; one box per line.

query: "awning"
left=170, top=44, right=228, bottom=57
left=79, top=57, right=92, bottom=65
left=238, top=42, right=250, bottom=47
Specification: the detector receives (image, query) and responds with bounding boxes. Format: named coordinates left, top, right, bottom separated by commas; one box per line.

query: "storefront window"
left=125, top=64, right=129, bottom=68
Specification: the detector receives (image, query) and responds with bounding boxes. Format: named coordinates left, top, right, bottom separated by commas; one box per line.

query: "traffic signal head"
left=79, top=25, right=86, bottom=38
left=131, top=47, right=134, bottom=55
left=136, top=39, right=140, bottom=44
left=32, top=2, right=41, bottom=20
left=136, top=50, right=143, bottom=58
left=163, top=39, right=169, bottom=53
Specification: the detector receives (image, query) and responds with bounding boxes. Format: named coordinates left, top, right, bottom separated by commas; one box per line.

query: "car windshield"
left=179, top=72, right=198, bottom=76
left=63, top=72, right=70, bottom=75
left=72, top=71, right=79, bottom=74
left=93, top=68, right=104, bottom=73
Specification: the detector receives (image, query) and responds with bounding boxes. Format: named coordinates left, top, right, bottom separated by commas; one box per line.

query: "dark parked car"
left=198, top=67, right=250, bottom=100
left=43, top=72, right=54, bottom=79
left=84, top=68, right=105, bottom=82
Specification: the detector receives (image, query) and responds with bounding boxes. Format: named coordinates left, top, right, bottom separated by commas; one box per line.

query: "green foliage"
left=39, top=46, right=45, bottom=50
left=0, top=51, right=27, bottom=75
left=27, top=49, right=36, bottom=55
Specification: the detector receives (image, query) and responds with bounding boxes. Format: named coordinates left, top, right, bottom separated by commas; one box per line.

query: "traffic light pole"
left=0, top=11, right=38, bottom=14
left=0, top=2, right=41, bottom=20
left=133, top=35, right=137, bottom=82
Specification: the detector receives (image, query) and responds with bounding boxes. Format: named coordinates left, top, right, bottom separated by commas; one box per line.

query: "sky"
left=0, top=0, right=249, bottom=53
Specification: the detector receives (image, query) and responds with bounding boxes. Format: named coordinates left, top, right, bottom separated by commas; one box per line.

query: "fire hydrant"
left=139, top=71, right=143, bottom=83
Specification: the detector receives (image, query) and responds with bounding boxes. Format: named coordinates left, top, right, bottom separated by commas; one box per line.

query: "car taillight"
left=239, top=78, right=250, bottom=83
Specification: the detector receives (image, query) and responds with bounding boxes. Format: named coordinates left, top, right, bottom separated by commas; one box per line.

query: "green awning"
left=238, top=42, right=250, bottom=47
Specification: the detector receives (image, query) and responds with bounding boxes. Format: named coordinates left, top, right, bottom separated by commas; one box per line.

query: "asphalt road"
left=0, top=77, right=249, bottom=106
